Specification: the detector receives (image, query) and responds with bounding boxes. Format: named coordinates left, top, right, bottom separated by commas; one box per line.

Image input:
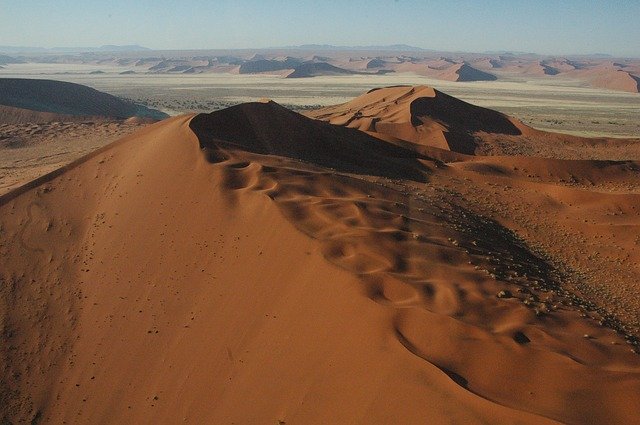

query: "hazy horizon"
left=1, top=0, right=639, bottom=57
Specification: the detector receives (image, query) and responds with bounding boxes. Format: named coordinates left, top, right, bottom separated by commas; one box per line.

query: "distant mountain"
left=283, top=44, right=431, bottom=52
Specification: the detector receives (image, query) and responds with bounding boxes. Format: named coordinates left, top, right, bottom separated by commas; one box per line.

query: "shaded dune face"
left=631, top=74, right=640, bottom=92
left=408, top=91, right=521, bottom=154
left=451, top=63, right=498, bottom=82
left=2, top=87, right=640, bottom=424
left=189, top=101, right=429, bottom=182
left=408, top=91, right=521, bottom=136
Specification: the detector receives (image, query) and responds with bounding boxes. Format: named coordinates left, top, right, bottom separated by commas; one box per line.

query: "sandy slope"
left=2, top=87, right=640, bottom=424
left=307, top=85, right=640, bottom=159
left=0, top=120, right=149, bottom=195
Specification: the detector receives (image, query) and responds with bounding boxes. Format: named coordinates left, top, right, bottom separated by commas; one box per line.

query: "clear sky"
left=1, top=0, right=639, bottom=57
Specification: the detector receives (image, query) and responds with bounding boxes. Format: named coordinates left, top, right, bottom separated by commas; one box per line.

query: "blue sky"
left=1, top=0, right=639, bottom=56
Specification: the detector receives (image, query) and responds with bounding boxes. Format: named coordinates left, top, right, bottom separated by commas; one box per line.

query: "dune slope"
left=2, top=88, right=640, bottom=424
left=0, top=78, right=167, bottom=120
left=307, top=85, right=640, bottom=159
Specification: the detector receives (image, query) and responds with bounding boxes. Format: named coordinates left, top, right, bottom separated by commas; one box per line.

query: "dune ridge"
left=1, top=86, right=639, bottom=424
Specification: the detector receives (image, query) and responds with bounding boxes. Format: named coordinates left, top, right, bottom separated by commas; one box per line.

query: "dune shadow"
left=409, top=93, right=522, bottom=136
left=630, top=74, right=640, bottom=93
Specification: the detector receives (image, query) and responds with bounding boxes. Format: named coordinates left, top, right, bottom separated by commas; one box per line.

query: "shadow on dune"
left=189, top=101, right=430, bottom=182
left=630, top=74, right=640, bottom=93
left=409, top=92, right=522, bottom=155
left=409, top=92, right=522, bottom=136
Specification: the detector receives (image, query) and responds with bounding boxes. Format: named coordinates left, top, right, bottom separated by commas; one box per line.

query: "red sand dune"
left=389, top=60, right=497, bottom=82
left=307, top=85, right=640, bottom=159
left=1, top=86, right=639, bottom=424
left=440, top=63, right=498, bottom=82
left=583, top=68, right=640, bottom=93
left=307, top=85, right=525, bottom=154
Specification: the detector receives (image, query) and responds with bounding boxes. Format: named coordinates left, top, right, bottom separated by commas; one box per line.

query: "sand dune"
left=238, top=58, right=301, bottom=74
left=307, top=85, right=640, bottom=159
left=440, top=63, right=498, bottom=82
left=1, top=86, right=639, bottom=424
left=286, top=62, right=359, bottom=78
left=307, top=85, right=524, bottom=154
left=0, top=78, right=167, bottom=119
left=366, top=58, right=388, bottom=69
left=585, top=69, right=640, bottom=93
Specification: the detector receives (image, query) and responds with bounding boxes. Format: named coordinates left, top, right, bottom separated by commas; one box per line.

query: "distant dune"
left=239, top=58, right=301, bottom=74
left=366, top=58, right=388, bottom=69
left=1, top=86, right=639, bottom=424
left=584, top=68, right=640, bottom=92
left=443, top=63, right=498, bottom=82
left=286, top=62, right=357, bottom=78
left=0, top=78, right=168, bottom=120
left=2, top=50, right=639, bottom=92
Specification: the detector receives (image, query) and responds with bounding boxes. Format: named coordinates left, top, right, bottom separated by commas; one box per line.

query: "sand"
left=1, top=86, right=640, bottom=424
left=0, top=78, right=166, bottom=195
left=307, top=85, right=640, bottom=159
left=0, top=120, right=149, bottom=195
